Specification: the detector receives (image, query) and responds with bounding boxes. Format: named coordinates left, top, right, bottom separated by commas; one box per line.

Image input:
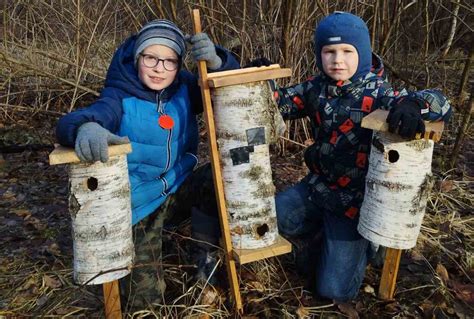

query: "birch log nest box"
left=49, top=144, right=134, bottom=285
left=206, top=65, right=291, bottom=253
left=358, top=110, right=444, bottom=249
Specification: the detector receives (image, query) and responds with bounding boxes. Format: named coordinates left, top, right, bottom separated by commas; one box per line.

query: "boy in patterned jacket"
left=272, top=12, right=451, bottom=302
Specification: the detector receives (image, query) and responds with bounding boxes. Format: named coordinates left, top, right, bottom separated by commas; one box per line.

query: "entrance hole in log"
left=388, top=150, right=400, bottom=163
left=256, top=223, right=269, bottom=237
left=87, top=177, right=98, bottom=191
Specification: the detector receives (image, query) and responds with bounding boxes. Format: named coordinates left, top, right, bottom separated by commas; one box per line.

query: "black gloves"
left=386, top=98, right=425, bottom=139
left=244, top=57, right=273, bottom=68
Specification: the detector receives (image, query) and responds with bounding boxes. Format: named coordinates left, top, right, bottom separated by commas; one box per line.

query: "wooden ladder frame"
left=192, top=9, right=294, bottom=313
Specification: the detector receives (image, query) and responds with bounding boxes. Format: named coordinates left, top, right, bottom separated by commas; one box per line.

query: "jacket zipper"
left=156, top=91, right=172, bottom=173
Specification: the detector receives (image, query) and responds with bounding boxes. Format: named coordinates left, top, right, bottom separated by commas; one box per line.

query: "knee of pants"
left=276, top=208, right=307, bottom=237
left=314, top=249, right=367, bottom=302
left=275, top=191, right=311, bottom=237
left=314, top=273, right=362, bottom=301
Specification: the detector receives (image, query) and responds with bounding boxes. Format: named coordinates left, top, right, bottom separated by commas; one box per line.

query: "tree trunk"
left=68, top=155, right=134, bottom=285
left=358, top=132, right=434, bottom=249
left=211, top=81, right=284, bottom=249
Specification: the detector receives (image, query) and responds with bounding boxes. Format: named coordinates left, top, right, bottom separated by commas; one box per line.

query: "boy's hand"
left=75, top=122, right=129, bottom=163
left=186, top=33, right=222, bottom=70
left=387, top=98, right=425, bottom=139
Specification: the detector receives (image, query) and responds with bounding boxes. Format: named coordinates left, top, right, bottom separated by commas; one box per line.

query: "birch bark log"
left=68, top=155, right=134, bottom=284
left=211, top=81, right=284, bottom=249
left=358, top=132, right=434, bottom=249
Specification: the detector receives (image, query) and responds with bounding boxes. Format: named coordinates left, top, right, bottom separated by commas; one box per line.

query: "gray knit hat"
left=133, top=19, right=186, bottom=66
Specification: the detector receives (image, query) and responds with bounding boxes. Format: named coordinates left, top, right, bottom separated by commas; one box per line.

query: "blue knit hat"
left=314, top=12, right=372, bottom=80
left=133, top=19, right=186, bottom=66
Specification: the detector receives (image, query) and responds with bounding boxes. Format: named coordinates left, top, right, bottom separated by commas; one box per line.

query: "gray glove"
left=186, top=33, right=222, bottom=70
left=75, top=122, right=129, bottom=163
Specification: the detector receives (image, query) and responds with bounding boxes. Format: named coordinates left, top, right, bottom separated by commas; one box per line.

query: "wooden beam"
left=192, top=9, right=243, bottom=314
left=207, top=64, right=281, bottom=79
left=207, top=67, right=291, bottom=88
left=378, top=248, right=402, bottom=300
left=49, top=144, right=132, bottom=165
left=361, top=109, right=444, bottom=142
left=233, top=234, right=292, bottom=265
left=103, top=280, right=122, bottom=319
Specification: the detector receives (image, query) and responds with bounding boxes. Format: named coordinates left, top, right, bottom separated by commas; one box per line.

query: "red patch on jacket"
left=361, top=96, right=374, bottom=113
left=345, top=207, right=358, bottom=219
left=356, top=152, right=367, bottom=168
left=330, top=131, right=338, bottom=144
left=293, top=96, right=304, bottom=110
left=337, top=176, right=351, bottom=187
left=339, top=119, right=354, bottom=133
left=315, top=112, right=321, bottom=125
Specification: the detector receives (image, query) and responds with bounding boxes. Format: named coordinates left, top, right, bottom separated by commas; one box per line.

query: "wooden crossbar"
left=233, top=235, right=292, bottom=265
left=49, top=144, right=132, bottom=165
left=207, top=65, right=291, bottom=88
left=361, top=109, right=444, bottom=142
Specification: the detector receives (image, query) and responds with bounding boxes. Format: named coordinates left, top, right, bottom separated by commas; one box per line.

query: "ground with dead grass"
left=0, top=116, right=472, bottom=318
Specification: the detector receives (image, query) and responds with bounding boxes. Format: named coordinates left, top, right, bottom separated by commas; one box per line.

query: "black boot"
left=191, top=207, right=221, bottom=285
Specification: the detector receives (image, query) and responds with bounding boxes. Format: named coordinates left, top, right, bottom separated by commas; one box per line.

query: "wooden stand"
left=192, top=10, right=291, bottom=313
left=233, top=236, right=291, bottom=265
left=103, top=281, right=122, bottom=319
left=361, top=109, right=444, bottom=300
left=49, top=144, right=133, bottom=318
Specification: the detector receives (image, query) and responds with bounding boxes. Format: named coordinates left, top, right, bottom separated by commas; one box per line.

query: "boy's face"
left=138, top=44, right=179, bottom=91
left=321, top=43, right=359, bottom=81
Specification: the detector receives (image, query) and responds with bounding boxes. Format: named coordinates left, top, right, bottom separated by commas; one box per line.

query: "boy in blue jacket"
left=272, top=12, right=451, bottom=302
left=56, top=19, right=239, bottom=308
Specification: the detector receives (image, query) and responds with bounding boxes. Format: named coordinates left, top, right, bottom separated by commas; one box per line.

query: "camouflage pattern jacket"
left=275, top=54, right=451, bottom=219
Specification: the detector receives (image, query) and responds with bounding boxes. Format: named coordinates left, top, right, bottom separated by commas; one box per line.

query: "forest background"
left=0, top=0, right=472, bottom=318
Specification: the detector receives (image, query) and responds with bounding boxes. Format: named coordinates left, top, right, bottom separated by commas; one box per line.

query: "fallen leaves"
left=295, top=305, right=309, bottom=318
left=336, top=301, right=359, bottom=319
left=199, top=285, right=225, bottom=308
left=43, top=275, right=62, bottom=289
left=24, top=217, right=47, bottom=231
left=436, top=263, right=450, bottom=285
left=449, top=281, right=474, bottom=305
left=362, top=284, right=375, bottom=295
left=439, top=179, right=455, bottom=192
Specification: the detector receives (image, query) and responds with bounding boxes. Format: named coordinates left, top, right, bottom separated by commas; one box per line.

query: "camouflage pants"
left=121, top=163, right=219, bottom=309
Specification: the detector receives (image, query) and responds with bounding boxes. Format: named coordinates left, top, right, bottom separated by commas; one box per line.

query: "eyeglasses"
left=139, top=53, right=179, bottom=71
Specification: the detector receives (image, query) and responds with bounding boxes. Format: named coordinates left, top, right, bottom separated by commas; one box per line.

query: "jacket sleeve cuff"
left=212, top=45, right=239, bottom=72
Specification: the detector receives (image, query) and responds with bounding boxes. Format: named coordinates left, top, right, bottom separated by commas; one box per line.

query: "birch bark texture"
left=358, top=132, right=434, bottom=249
left=211, top=81, right=284, bottom=249
left=68, top=155, right=134, bottom=284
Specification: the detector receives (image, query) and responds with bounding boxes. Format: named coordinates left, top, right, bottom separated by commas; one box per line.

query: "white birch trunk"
left=68, top=155, right=134, bottom=284
left=358, top=132, right=434, bottom=249
left=212, top=81, right=284, bottom=249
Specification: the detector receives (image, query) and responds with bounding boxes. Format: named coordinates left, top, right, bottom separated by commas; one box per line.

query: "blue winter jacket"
left=56, top=35, right=239, bottom=225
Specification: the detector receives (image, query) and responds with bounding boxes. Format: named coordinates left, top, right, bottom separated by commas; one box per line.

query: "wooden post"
left=192, top=9, right=243, bottom=313
left=49, top=143, right=133, bottom=318
left=103, top=280, right=122, bottom=319
left=378, top=248, right=402, bottom=299
left=360, top=109, right=444, bottom=300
